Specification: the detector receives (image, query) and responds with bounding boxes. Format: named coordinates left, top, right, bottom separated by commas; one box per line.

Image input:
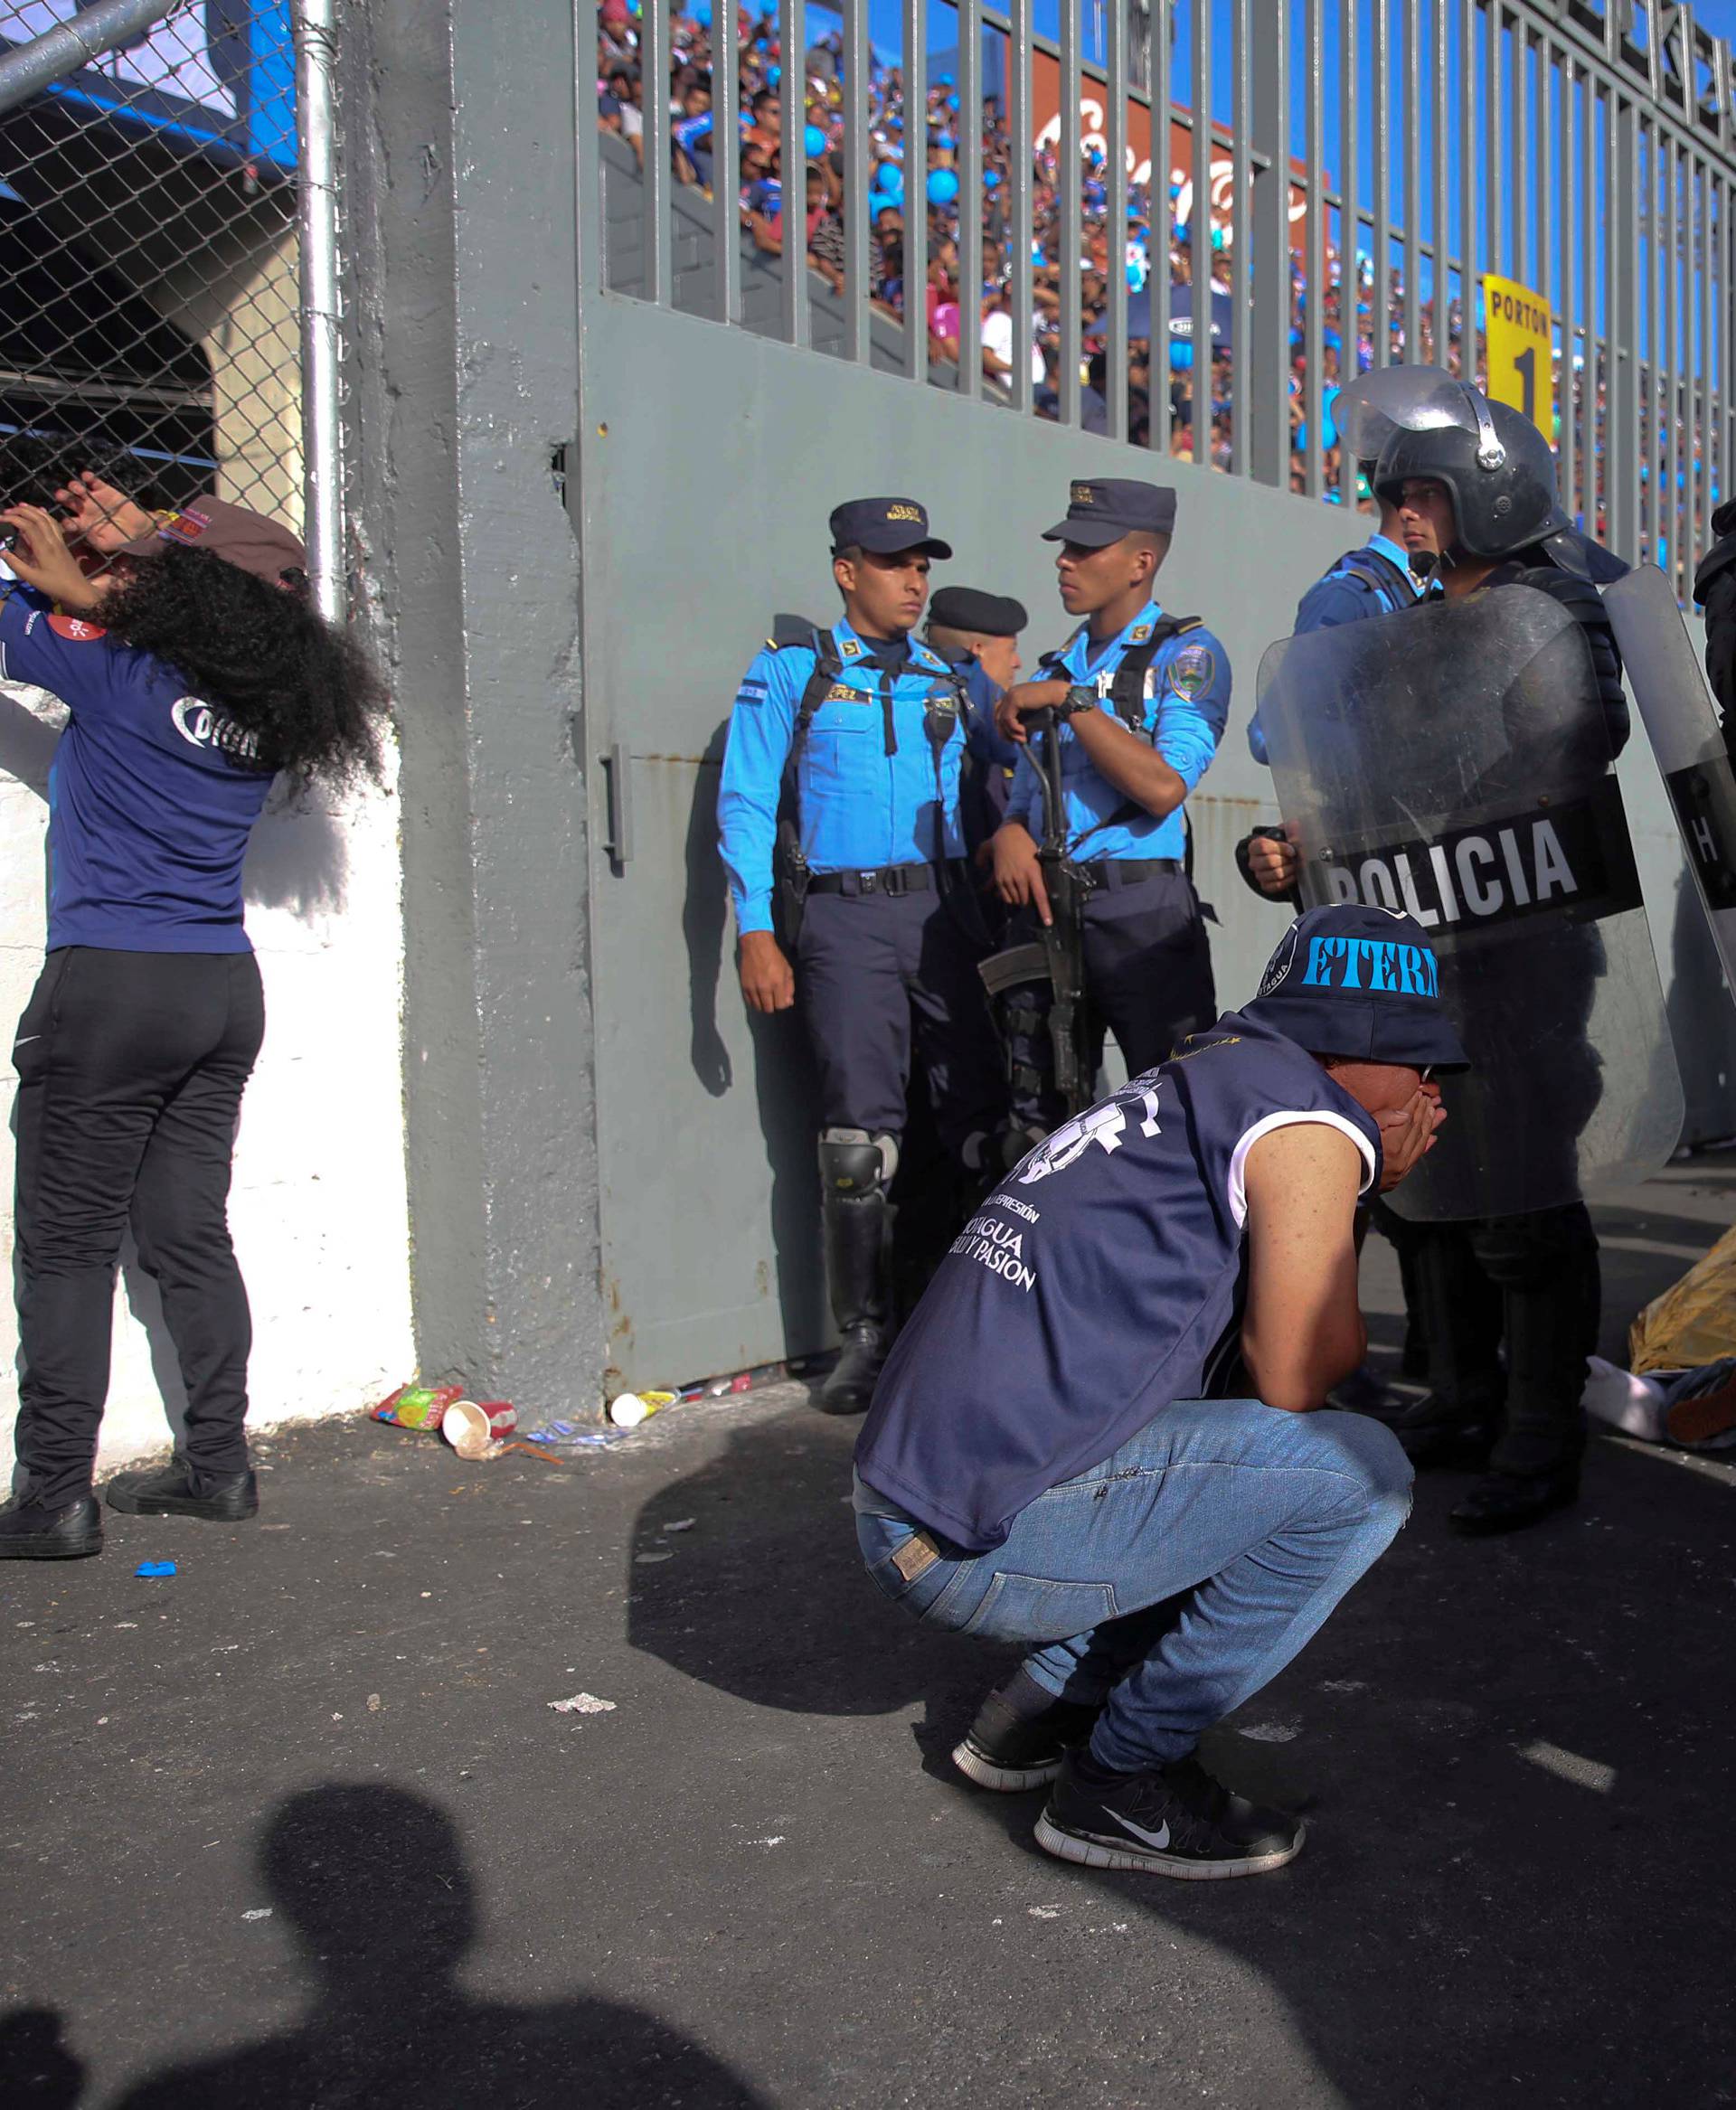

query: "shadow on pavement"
left=86, top=1785, right=765, bottom=2110
left=628, top=1399, right=1736, bottom=2106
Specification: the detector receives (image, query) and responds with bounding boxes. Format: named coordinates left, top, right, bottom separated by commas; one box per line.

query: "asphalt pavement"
left=3, top=1156, right=1733, bottom=2110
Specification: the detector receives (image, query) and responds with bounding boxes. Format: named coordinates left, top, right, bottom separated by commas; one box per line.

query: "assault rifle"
left=978, top=706, right=1095, bottom=1116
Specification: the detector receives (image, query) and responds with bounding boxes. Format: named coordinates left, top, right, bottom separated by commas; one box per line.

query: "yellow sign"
left=1483, top=273, right=1553, bottom=438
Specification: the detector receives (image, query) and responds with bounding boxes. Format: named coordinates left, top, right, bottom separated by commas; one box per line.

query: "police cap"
left=1241, top=904, right=1469, bottom=1073
left=929, top=585, right=1028, bottom=636
left=1042, top=477, right=1177, bottom=548
left=829, top=496, right=953, bottom=560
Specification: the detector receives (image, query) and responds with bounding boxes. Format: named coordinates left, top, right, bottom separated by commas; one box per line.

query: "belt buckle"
left=859, top=869, right=879, bottom=895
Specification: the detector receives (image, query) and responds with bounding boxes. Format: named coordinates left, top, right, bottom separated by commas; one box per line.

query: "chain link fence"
left=0, top=1, right=304, bottom=549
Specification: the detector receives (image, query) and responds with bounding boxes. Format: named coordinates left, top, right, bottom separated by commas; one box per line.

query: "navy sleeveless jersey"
left=854, top=1012, right=1382, bottom=1550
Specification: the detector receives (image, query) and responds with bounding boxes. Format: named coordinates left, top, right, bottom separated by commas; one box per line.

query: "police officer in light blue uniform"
left=989, top=478, right=1231, bottom=1135
left=719, top=497, right=1009, bottom=1416
left=1244, top=461, right=1425, bottom=770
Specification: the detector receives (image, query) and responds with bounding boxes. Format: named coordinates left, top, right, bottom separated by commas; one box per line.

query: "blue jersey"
left=1, top=587, right=275, bottom=953
left=1005, top=599, right=1229, bottom=862
left=1248, top=534, right=1419, bottom=764
left=718, top=617, right=1000, bottom=936
left=854, top=1010, right=1379, bottom=1550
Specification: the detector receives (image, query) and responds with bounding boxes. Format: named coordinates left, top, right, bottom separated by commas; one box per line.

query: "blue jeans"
left=856, top=1399, right=1413, bottom=1773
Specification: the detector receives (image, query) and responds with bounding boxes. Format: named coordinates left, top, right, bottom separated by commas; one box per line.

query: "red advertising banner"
left=1029, top=48, right=1316, bottom=250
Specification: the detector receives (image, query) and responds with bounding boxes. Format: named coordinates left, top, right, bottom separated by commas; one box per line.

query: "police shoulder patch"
left=1166, top=641, right=1216, bottom=699
left=734, top=678, right=770, bottom=707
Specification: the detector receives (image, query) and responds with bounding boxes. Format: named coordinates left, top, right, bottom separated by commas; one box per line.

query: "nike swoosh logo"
left=13, top=1035, right=39, bottom=1047
left=1109, top=1811, right=1171, bottom=1851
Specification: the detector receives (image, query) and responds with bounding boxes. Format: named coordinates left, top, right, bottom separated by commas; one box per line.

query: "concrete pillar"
left=335, top=0, right=608, bottom=1406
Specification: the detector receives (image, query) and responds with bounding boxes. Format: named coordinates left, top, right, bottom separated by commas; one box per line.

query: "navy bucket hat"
left=1241, top=903, right=1470, bottom=1073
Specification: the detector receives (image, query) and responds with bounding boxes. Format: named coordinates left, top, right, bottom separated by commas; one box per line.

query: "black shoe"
left=1448, top=1466, right=1579, bottom=1537
left=0, top=1492, right=102, bottom=1559
left=1382, top=1394, right=1495, bottom=1469
left=817, top=1323, right=885, bottom=1417
left=1035, top=1750, right=1305, bottom=1879
left=952, top=1685, right=1103, bottom=1792
left=1327, top=1363, right=1408, bottom=1417
left=104, top=1457, right=259, bottom=1521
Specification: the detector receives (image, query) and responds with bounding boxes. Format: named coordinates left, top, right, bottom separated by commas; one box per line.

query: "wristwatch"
left=1055, top=684, right=1098, bottom=720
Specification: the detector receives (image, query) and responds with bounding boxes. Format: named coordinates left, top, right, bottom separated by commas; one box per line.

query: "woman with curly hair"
left=0, top=477, right=389, bottom=1560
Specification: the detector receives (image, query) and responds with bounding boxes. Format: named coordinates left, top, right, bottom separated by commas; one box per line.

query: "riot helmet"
left=1372, top=379, right=1571, bottom=561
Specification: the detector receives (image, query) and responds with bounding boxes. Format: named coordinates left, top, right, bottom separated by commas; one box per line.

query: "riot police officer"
left=1241, top=366, right=1446, bottom=883
left=987, top=479, right=1230, bottom=1136
left=1239, top=372, right=1447, bottom=1413
left=1261, top=381, right=1652, bottom=1536
left=718, top=499, right=1009, bottom=1416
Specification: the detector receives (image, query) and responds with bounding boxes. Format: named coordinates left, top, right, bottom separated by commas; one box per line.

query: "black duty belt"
left=1075, top=856, right=1184, bottom=890
left=807, top=860, right=967, bottom=898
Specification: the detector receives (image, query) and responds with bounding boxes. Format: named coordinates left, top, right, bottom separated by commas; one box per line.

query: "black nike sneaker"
left=1034, top=1750, right=1305, bottom=1879
left=952, top=1684, right=1103, bottom=1792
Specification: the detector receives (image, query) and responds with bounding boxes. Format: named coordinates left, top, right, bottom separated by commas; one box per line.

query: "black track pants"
left=11, top=947, right=265, bottom=1505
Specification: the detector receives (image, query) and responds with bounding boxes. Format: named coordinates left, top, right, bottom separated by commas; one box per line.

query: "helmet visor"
left=1341, top=366, right=1506, bottom=470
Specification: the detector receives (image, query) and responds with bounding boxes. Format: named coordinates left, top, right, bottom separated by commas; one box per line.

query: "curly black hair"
left=98, top=543, right=389, bottom=796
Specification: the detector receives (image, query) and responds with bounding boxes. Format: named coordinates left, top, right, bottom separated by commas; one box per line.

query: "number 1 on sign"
left=1514, top=344, right=1535, bottom=424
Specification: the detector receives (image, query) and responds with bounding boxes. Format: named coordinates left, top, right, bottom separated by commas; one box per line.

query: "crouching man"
left=852, top=903, right=1460, bottom=1878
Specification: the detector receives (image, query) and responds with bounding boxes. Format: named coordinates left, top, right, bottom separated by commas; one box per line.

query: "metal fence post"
left=297, top=0, right=345, bottom=623
left=1248, top=0, right=1289, bottom=487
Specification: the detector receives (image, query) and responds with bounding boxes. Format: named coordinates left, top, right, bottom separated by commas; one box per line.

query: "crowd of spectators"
left=596, top=0, right=1709, bottom=547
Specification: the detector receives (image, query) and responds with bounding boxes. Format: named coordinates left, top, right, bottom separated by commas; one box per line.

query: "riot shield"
left=1257, top=585, right=1683, bottom=1221
left=1600, top=563, right=1736, bottom=1000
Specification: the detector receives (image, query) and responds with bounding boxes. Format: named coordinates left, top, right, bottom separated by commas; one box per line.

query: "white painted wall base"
left=0, top=684, right=413, bottom=1487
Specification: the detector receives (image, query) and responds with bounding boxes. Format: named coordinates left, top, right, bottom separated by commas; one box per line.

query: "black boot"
left=817, top=1131, right=892, bottom=1417
left=105, top=1455, right=259, bottom=1521
left=1449, top=1466, right=1580, bottom=1535
left=0, top=1490, right=102, bottom=1559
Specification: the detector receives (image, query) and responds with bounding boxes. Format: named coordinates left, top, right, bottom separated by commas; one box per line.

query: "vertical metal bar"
left=1610, top=95, right=1640, bottom=561
left=1303, top=0, right=1323, bottom=496
left=1509, top=13, right=1528, bottom=285
left=841, top=0, right=868, bottom=358
left=1664, top=134, right=1680, bottom=589
left=1712, top=159, right=1721, bottom=565
left=1401, top=0, right=1421, bottom=367
left=1581, top=67, right=1598, bottom=525
left=1230, top=0, right=1253, bottom=476
left=1486, top=0, right=1503, bottom=280
left=1104, top=0, right=1128, bottom=438
left=1189, top=0, right=1212, bottom=463
left=1338, top=0, right=1360, bottom=500
left=1009, top=0, right=1033, bottom=413
left=903, top=0, right=927, bottom=384
left=1687, top=155, right=1704, bottom=573
left=1558, top=54, right=1577, bottom=523
left=1535, top=37, right=1553, bottom=341
left=1157, top=0, right=1178, bottom=452
left=1059, top=0, right=1082, bottom=427
left=294, top=0, right=344, bottom=621
left=1249, top=0, right=1289, bottom=484
left=958, top=0, right=984, bottom=393
left=713, top=0, right=741, bottom=325
left=575, top=0, right=604, bottom=300
left=643, top=0, right=673, bottom=308
left=1371, top=0, right=1392, bottom=368
left=1458, top=0, right=1477, bottom=380
left=1431, top=0, right=1449, bottom=373
left=780, top=0, right=809, bottom=347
